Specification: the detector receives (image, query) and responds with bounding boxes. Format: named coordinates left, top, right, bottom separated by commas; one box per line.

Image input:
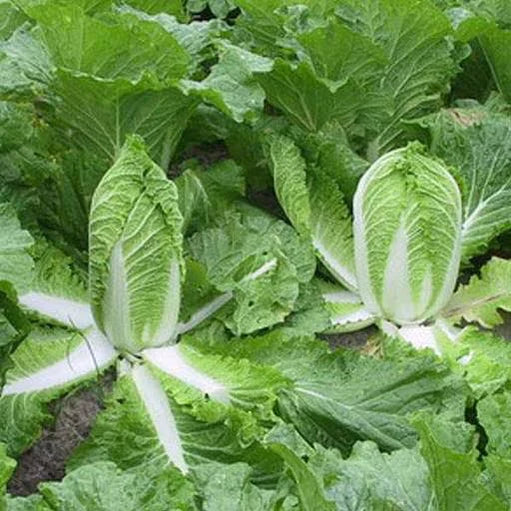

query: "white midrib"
left=176, top=258, right=278, bottom=335
left=2, top=329, right=116, bottom=395
left=18, top=292, right=94, bottom=330
left=143, top=345, right=229, bottom=404
left=131, top=365, right=188, bottom=474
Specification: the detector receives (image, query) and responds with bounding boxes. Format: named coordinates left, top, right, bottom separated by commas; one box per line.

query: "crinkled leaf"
left=336, top=0, right=458, bottom=153
left=443, top=258, right=511, bottom=328
left=307, top=441, right=430, bottom=510
left=0, top=203, right=33, bottom=294
left=175, top=159, right=246, bottom=236
left=0, top=1, right=27, bottom=41
left=1, top=4, right=197, bottom=166
left=70, top=365, right=282, bottom=482
left=202, top=332, right=468, bottom=454
left=268, top=135, right=357, bottom=291
left=0, top=325, right=115, bottom=456
left=89, top=137, right=183, bottom=352
left=0, top=443, right=15, bottom=505
left=478, top=392, right=511, bottom=458
left=440, top=326, right=511, bottom=398
left=38, top=461, right=196, bottom=511
left=181, top=42, right=273, bottom=123
left=118, top=7, right=224, bottom=62
left=196, top=462, right=274, bottom=511
left=422, top=108, right=511, bottom=261
left=414, top=414, right=507, bottom=510
left=187, top=205, right=315, bottom=334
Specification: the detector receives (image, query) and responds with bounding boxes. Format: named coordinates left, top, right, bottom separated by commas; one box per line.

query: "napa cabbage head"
left=353, top=145, right=462, bottom=325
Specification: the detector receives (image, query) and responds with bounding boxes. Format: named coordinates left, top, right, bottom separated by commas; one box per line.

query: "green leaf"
left=196, top=462, right=273, bottom=511
left=0, top=1, right=27, bottom=41
left=70, top=364, right=281, bottom=481
left=414, top=414, right=507, bottom=510
left=175, top=159, right=246, bottom=236
left=485, top=455, right=511, bottom=508
left=440, top=326, right=511, bottom=398
left=89, top=137, right=184, bottom=352
left=0, top=203, right=33, bottom=294
left=268, top=135, right=357, bottom=291
left=143, top=338, right=289, bottom=420
left=181, top=42, right=273, bottom=123
left=0, top=443, right=16, bottom=505
left=443, top=258, right=511, bottom=328
left=187, top=205, right=316, bottom=334
left=0, top=325, right=116, bottom=456
left=120, top=0, right=187, bottom=20
left=307, top=441, right=430, bottom=510
left=5, top=494, right=46, bottom=511
left=318, top=280, right=376, bottom=333
left=204, top=332, right=468, bottom=454
left=1, top=4, right=197, bottom=166
left=118, top=7, right=223, bottom=63
left=336, top=0, right=458, bottom=152
left=188, top=0, right=236, bottom=18
left=264, top=425, right=335, bottom=511
left=478, top=392, right=511, bottom=457
left=38, top=461, right=196, bottom=511
left=259, top=59, right=384, bottom=134
left=480, top=25, right=511, bottom=102
left=19, top=240, right=89, bottom=326
left=422, top=108, right=511, bottom=261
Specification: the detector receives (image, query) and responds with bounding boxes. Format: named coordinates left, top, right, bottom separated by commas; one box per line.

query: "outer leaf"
left=439, top=326, right=511, bottom=398
left=318, top=280, right=375, bottom=333
left=118, top=7, right=223, bottom=63
left=0, top=443, right=16, bottom=508
left=38, top=461, right=196, bottom=511
left=480, top=24, right=511, bottom=103
left=0, top=326, right=116, bottom=456
left=258, top=53, right=390, bottom=136
left=1, top=4, right=197, bottom=167
left=203, top=332, right=468, bottom=454
left=478, top=392, right=511, bottom=457
left=196, top=462, right=274, bottom=511
left=443, top=257, right=511, bottom=328
left=181, top=42, right=273, bottom=123
left=143, top=338, right=289, bottom=417
left=18, top=241, right=91, bottom=329
left=70, top=365, right=281, bottom=481
left=353, top=145, right=462, bottom=324
left=268, top=135, right=357, bottom=291
left=264, top=426, right=335, bottom=511
left=89, top=137, right=183, bottom=352
left=336, top=0, right=458, bottom=152
left=423, top=108, right=511, bottom=261
left=307, top=441, right=431, bottom=510
left=175, top=159, right=246, bottom=236
left=0, top=1, right=27, bottom=40
left=415, top=414, right=506, bottom=510
left=187, top=205, right=316, bottom=334
left=120, top=0, right=186, bottom=19
left=0, top=203, right=33, bottom=294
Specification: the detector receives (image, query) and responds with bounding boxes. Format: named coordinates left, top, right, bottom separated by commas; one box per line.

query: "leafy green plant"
left=1, top=0, right=511, bottom=509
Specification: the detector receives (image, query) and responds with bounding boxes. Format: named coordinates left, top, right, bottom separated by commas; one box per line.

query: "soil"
left=7, top=371, right=114, bottom=496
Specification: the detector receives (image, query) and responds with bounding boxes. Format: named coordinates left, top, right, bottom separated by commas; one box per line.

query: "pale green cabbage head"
left=353, top=145, right=462, bottom=325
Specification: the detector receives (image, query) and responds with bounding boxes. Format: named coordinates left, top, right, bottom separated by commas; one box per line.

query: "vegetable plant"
left=1, top=0, right=511, bottom=509
left=269, top=136, right=511, bottom=355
